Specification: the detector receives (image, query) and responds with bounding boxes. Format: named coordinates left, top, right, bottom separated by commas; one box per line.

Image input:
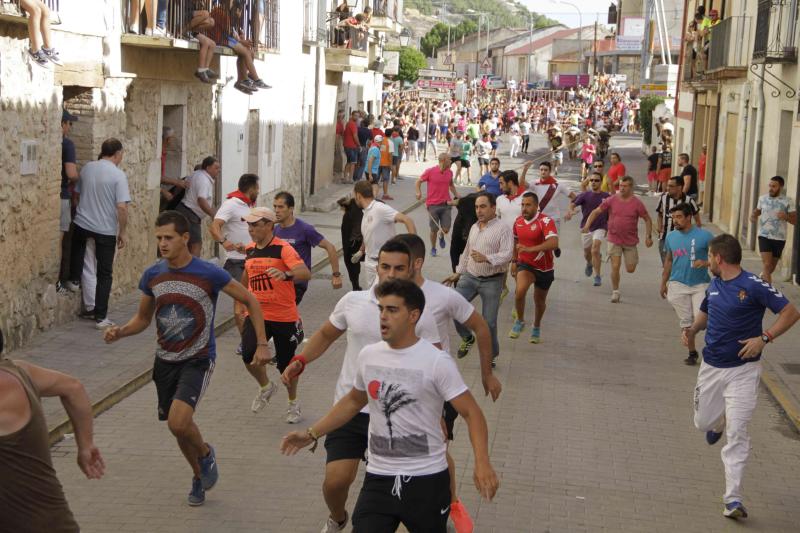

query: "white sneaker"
left=251, top=382, right=276, bottom=413
left=153, top=27, right=168, bottom=37
left=95, top=318, right=116, bottom=329
left=64, top=281, right=81, bottom=293
left=285, top=401, right=302, bottom=424
left=611, top=290, right=621, bottom=303
left=320, top=512, right=348, bottom=533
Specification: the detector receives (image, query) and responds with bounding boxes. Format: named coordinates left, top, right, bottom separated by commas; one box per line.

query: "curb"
left=761, top=360, right=800, bottom=434
left=48, top=198, right=425, bottom=444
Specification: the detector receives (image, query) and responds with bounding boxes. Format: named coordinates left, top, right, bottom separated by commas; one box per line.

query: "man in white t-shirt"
left=209, top=173, right=259, bottom=337
left=178, top=156, right=220, bottom=256
left=353, top=180, right=416, bottom=287
left=280, top=239, right=439, bottom=533
left=522, top=160, right=575, bottom=257
left=282, top=278, right=499, bottom=532
left=496, top=171, right=524, bottom=229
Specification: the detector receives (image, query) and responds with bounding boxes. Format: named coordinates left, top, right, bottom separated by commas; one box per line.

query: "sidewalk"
left=8, top=163, right=427, bottom=442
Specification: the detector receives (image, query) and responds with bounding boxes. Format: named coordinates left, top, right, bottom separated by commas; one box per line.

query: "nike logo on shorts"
left=440, top=505, right=450, bottom=515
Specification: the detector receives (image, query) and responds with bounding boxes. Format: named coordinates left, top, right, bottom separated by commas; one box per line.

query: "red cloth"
left=226, top=190, right=255, bottom=207
left=698, top=153, right=707, bottom=181
left=335, top=121, right=344, bottom=137
left=343, top=119, right=359, bottom=149
left=607, top=163, right=627, bottom=190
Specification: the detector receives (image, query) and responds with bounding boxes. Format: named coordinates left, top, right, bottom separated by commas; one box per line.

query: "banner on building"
left=384, top=51, right=400, bottom=76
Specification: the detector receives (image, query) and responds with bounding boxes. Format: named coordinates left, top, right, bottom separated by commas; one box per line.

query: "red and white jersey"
left=513, top=213, right=558, bottom=271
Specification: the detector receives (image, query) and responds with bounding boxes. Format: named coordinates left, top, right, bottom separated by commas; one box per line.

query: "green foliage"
left=639, top=96, right=665, bottom=145
left=420, top=20, right=477, bottom=56
left=397, top=46, right=428, bottom=83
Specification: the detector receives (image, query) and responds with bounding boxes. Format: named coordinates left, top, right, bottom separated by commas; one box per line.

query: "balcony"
left=0, top=0, right=60, bottom=25
left=370, top=0, right=403, bottom=33
left=121, top=0, right=279, bottom=53
left=707, top=16, right=751, bottom=76
left=752, top=0, right=797, bottom=63
left=324, top=14, right=370, bottom=73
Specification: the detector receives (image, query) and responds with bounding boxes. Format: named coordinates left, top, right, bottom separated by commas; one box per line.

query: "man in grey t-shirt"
left=66, top=138, right=130, bottom=329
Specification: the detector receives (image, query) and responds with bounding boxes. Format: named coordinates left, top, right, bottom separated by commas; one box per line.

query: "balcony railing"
left=708, top=16, right=751, bottom=71
left=0, top=0, right=60, bottom=24
left=329, top=13, right=368, bottom=52
left=752, top=0, right=797, bottom=63
left=123, top=0, right=279, bottom=51
left=372, top=0, right=402, bottom=23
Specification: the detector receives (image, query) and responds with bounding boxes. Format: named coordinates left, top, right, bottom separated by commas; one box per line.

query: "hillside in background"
left=405, top=0, right=557, bottom=29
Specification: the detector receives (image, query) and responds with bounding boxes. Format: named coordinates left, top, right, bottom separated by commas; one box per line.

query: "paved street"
left=48, top=134, right=800, bottom=532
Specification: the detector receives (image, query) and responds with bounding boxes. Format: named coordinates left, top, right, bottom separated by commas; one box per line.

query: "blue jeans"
left=157, top=0, right=167, bottom=29
left=453, top=273, right=503, bottom=356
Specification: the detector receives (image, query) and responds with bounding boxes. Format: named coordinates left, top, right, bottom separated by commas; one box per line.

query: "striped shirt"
left=456, top=217, right=514, bottom=277
left=656, top=193, right=699, bottom=240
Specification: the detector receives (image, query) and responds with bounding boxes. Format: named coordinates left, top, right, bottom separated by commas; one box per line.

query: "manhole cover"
left=781, top=363, right=800, bottom=375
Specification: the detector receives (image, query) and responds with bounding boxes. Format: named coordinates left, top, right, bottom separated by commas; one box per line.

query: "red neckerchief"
left=537, top=177, right=557, bottom=185
left=507, top=189, right=525, bottom=201
left=226, top=190, right=255, bottom=207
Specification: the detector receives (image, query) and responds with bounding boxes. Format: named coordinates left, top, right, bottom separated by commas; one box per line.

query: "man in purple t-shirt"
left=273, top=192, right=342, bottom=304
left=582, top=176, right=653, bottom=303
left=566, top=171, right=609, bottom=286
left=415, top=152, right=460, bottom=257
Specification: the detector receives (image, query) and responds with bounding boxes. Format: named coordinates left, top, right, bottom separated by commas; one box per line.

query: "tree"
left=377, top=382, right=417, bottom=448
left=639, top=96, right=665, bottom=145
left=397, top=46, right=427, bottom=83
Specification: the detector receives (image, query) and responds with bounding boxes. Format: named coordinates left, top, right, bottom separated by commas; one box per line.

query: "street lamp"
left=399, top=28, right=411, bottom=47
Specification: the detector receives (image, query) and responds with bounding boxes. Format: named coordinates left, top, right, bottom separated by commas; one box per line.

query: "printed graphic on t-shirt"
left=366, top=366, right=429, bottom=457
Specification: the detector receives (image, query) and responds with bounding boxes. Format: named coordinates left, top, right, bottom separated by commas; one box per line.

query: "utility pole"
left=527, top=14, right=533, bottom=85
left=593, top=19, right=598, bottom=76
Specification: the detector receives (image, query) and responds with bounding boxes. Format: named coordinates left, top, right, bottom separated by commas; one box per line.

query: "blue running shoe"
left=529, top=327, right=541, bottom=344
left=509, top=319, right=524, bottom=339
left=584, top=262, right=593, bottom=277
left=723, top=501, right=748, bottom=519
left=706, top=430, right=723, bottom=446
left=431, top=247, right=437, bottom=257
left=593, top=275, right=602, bottom=287
left=198, top=443, right=218, bottom=490
left=235, top=342, right=242, bottom=356
left=188, top=477, right=205, bottom=506
left=439, top=233, right=446, bottom=249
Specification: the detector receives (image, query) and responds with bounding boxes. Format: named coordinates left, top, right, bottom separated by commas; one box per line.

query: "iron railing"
left=329, top=12, right=368, bottom=52
left=753, top=0, right=797, bottom=62
left=124, top=0, right=279, bottom=51
left=2, top=0, right=60, bottom=22
left=708, top=16, right=752, bottom=70
left=372, top=0, right=402, bottom=23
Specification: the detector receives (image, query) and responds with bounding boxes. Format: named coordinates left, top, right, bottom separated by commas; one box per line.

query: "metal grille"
left=372, top=0, right=402, bottom=23
left=708, top=16, right=751, bottom=70
left=328, top=12, right=368, bottom=52
left=753, top=0, right=797, bottom=62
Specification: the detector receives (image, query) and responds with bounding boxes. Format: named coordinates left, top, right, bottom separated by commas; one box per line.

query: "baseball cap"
left=241, top=207, right=276, bottom=223
left=374, top=134, right=384, bottom=142
left=62, top=109, right=78, bottom=122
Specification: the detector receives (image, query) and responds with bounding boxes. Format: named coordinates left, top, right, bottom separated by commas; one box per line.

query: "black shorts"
left=352, top=470, right=450, bottom=533
left=152, top=357, right=214, bottom=421
left=450, top=157, right=461, bottom=166
left=294, top=283, right=308, bottom=305
left=175, top=204, right=202, bottom=245
left=223, top=259, right=245, bottom=282
left=460, top=159, right=471, bottom=168
left=758, top=236, right=786, bottom=258
left=518, top=263, right=555, bottom=291
left=241, top=317, right=302, bottom=372
left=442, top=401, right=458, bottom=441
left=324, top=412, right=369, bottom=463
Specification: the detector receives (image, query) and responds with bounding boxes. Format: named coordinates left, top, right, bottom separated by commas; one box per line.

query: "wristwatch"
left=284, top=270, right=294, bottom=280
left=761, top=333, right=771, bottom=344
left=332, top=272, right=342, bottom=277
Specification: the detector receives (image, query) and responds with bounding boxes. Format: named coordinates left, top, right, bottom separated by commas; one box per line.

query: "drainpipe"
left=730, top=82, right=750, bottom=238
left=748, top=67, right=766, bottom=247
left=309, top=45, right=322, bottom=198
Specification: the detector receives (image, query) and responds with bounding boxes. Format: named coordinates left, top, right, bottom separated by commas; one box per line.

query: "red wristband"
left=290, top=355, right=307, bottom=376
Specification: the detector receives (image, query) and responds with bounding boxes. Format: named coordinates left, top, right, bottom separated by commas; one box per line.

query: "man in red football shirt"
left=509, top=192, right=559, bottom=344
left=607, top=152, right=627, bottom=192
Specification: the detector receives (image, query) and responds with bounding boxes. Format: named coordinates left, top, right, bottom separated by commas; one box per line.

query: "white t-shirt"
left=520, top=121, right=531, bottom=135
left=181, top=170, right=214, bottom=220
left=420, top=279, right=474, bottom=354
left=361, top=200, right=398, bottom=261
left=475, top=140, right=492, bottom=158
left=496, top=193, right=524, bottom=229
left=328, top=288, right=440, bottom=411
left=213, top=197, right=252, bottom=261
left=354, top=338, right=468, bottom=476
left=528, top=181, right=571, bottom=223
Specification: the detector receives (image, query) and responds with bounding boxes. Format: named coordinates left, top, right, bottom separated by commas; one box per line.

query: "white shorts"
left=581, top=229, right=607, bottom=248
left=552, top=151, right=563, bottom=164
left=60, top=198, right=72, bottom=232
left=666, top=281, right=707, bottom=329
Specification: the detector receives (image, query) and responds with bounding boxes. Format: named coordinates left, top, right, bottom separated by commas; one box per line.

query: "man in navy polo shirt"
left=683, top=234, right=799, bottom=520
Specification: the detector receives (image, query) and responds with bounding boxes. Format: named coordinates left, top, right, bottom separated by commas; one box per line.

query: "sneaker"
left=611, top=290, right=621, bottom=303
left=457, top=335, right=475, bottom=359
left=251, top=382, right=277, bottom=412
left=153, top=27, right=168, bottom=37
left=584, top=262, right=593, bottom=277
left=42, top=47, right=62, bottom=66
left=242, top=78, right=259, bottom=90
left=56, top=281, right=70, bottom=295
left=198, top=443, right=218, bottom=490
left=439, top=233, right=447, bottom=249
left=251, top=78, right=271, bottom=89
left=449, top=500, right=474, bottom=533
left=78, top=310, right=95, bottom=320
left=188, top=477, right=205, bottom=506
left=144, top=28, right=154, bottom=36
left=706, top=429, right=723, bottom=446
left=95, top=318, right=116, bottom=329
left=28, top=49, right=49, bottom=68
left=286, top=400, right=302, bottom=424
left=431, top=247, right=437, bottom=257
left=206, top=69, right=220, bottom=79
left=234, top=80, right=254, bottom=94
left=235, top=342, right=243, bottom=356
left=509, top=319, right=524, bottom=339
left=529, top=327, right=541, bottom=344
left=63, top=281, right=81, bottom=293
left=684, top=353, right=699, bottom=366
left=593, top=275, right=602, bottom=287
left=128, top=26, right=140, bottom=35
left=194, top=69, right=211, bottom=83
left=320, top=512, right=348, bottom=533
left=723, top=501, right=748, bottom=519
